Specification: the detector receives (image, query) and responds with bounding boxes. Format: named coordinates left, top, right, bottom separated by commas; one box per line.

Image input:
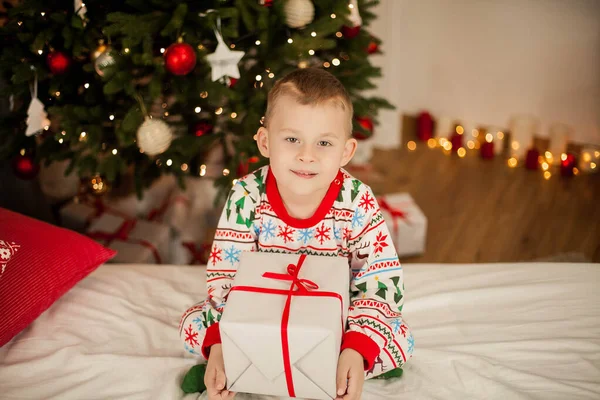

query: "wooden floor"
left=349, top=146, right=600, bottom=263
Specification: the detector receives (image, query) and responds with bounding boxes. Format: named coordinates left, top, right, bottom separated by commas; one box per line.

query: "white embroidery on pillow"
left=0, top=240, right=20, bottom=276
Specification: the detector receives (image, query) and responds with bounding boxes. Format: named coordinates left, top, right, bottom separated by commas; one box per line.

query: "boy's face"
left=256, top=94, right=357, bottom=197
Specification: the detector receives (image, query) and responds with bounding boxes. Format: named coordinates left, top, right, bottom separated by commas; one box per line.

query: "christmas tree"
left=0, top=0, right=392, bottom=200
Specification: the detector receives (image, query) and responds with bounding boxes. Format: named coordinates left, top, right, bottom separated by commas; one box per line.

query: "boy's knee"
left=179, top=302, right=208, bottom=358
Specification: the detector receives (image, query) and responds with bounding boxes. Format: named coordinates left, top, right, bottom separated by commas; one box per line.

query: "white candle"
left=489, top=126, right=506, bottom=155
left=508, top=114, right=539, bottom=159
left=435, top=116, right=453, bottom=139
left=548, top=122, right=572, bottom=164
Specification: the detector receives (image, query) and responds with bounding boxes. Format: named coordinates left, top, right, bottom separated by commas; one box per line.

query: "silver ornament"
left=95, top=47, right=118, bottom=77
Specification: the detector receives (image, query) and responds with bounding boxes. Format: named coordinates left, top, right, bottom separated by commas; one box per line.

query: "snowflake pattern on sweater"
left=201, top=165, right=413, bottom=372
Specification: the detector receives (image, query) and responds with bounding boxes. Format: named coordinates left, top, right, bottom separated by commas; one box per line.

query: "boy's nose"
left=297, top=144, right=315, bottom=163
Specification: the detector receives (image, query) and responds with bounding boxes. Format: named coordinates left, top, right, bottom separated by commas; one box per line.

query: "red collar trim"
left=266, top=167, right=344, bottom=229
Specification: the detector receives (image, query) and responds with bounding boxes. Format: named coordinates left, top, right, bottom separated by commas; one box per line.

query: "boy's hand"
left=205, top=344, right=236, bottom=400
left=336, top=348, right=365, bottom=400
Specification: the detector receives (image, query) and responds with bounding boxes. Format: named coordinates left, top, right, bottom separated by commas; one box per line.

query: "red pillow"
left=0, top=208, right=116, bottom=346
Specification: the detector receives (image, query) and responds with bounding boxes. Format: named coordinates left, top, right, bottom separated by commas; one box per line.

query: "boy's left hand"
left=336, top=348, right=365, bottom=400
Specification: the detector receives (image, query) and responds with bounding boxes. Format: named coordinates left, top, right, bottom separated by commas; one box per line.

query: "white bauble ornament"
left=284, top=0, right=315, bottom=28
left=39, top=160, right=80, bottom=201
left=136, top=117, right=173, bottom=156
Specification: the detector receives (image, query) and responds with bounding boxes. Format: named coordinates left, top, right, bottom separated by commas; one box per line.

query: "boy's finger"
left=215, top=367, right=226, bottom=390
left=345, top=367, right=362, bottom=400
left=225, top=391, right=236, bottom=399
left=346, top=373, right=357, bottom=397
left=204, top=367, right=217, bottom=393
left=336, top=365, right=349, bottom=397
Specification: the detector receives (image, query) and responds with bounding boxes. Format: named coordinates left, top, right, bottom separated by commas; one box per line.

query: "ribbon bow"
left=379, top=197, right=410, bottom=235
left=262, top=254, right=318, bottom=292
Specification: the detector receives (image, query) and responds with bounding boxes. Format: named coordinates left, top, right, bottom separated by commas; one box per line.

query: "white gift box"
left=87, top=214, right=170, bottom=264
left=159, top=190, right=191, bottom=235
left=107, top=175, right=176, bottom=222
left=59, top=198, right=136, bottom=233
left=167, top=177, right=222, bottom=264
left=378, top=193, right=428, bottom=257
left=220, top=252, right=350, bottom=400
left=59, top=175, right=177, bottom=233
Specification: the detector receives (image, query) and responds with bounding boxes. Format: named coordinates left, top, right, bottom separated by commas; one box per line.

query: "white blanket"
left=1, top=262, right=599, bottom=399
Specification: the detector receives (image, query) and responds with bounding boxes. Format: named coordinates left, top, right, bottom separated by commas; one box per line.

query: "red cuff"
left=201, top=322, right=222, bottom=359
left=340, top=331, right=380, bottom=371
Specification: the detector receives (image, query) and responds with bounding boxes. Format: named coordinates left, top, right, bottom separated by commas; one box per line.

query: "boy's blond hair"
left=265, top=68, right=354, bottom=135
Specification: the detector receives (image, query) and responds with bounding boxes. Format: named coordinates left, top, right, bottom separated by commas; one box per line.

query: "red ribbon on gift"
left=229, top=254, right=344, bottom=398
left=182, top=241, right=211, bottom=265
left=80, top=197, right=130, bottom=229
left=88, top=219, right=162, bottom=264
left=147, top=199, right=170, bottom=222
left=378, top=197, right=411, bottom=236
left=147, top=192, right=191, bottom=223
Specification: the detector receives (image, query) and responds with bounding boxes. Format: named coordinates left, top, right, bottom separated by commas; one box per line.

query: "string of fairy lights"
left=405, top=124, right=599, bottom=181
left=15, top=2, right=374, bottom=193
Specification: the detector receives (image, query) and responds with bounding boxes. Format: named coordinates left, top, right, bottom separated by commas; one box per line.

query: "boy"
left=179, top=68, right=413, bottom=400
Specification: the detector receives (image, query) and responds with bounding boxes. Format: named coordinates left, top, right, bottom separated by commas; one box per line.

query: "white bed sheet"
left=1, top=262, right=599, bottom=400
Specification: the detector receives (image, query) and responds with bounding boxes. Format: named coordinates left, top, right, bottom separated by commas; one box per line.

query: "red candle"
left=450, top=133, right=463, bottom=152
left=560, top=153, right=576, bottom=177
left=417, top=112, right=433, bottom=142
left=480, top=141, right=494, bottom=159
left=525, top=148, right=540, bottom=170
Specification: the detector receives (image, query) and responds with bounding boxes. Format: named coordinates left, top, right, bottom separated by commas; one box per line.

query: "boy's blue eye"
left=318, top=141, right=332, bottom=147
left=285, top=137, right=299, bottom=143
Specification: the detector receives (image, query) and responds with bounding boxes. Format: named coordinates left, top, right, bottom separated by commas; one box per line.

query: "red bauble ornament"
left=227, top=77, right=238, bottom=88
left=12, top=153, right=39, bottom=180
left=357, top=116, right=374, bottom=132
left=260, top=0, right=273, bottom=6
left=417, top=112, right=433, bottom=142
left=525, top=148, right=540, bottom=170
left=193, top=121, right=213, bottom=137
left=342, top=25, right=361, bottom=39
left=164, top=42, right=197, bottom=76
left=560, top=153, right=577, bottom=177
left=367, top=41, right=378, bottom=54
left=46, top=51, right=71, bottom=75
left=353, top=116, right=374, bottom=141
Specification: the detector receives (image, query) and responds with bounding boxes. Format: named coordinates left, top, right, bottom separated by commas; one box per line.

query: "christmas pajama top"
left=198, top=165, right=413, bottom=372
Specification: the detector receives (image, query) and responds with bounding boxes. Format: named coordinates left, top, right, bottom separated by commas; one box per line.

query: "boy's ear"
left=340, top=137, right=357, bottom=167
left=255, top=127, right=270, bottom=158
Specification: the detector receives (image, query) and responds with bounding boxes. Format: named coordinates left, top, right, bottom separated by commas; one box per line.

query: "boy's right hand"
left=205, top=344, right=236, bottom=400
